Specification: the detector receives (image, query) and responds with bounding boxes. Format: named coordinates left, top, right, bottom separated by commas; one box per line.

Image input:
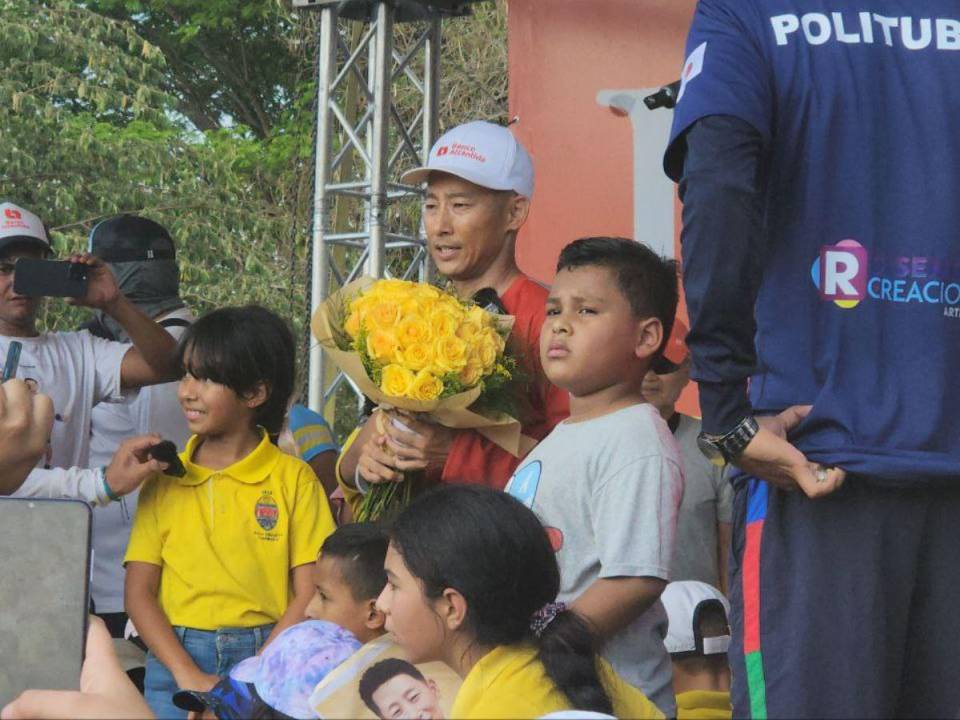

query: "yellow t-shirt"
left=676, top=690, right=733, bottom=720
left=450, top=644, right=664, bottom=720
left=125, top=431, right=335, bottom=629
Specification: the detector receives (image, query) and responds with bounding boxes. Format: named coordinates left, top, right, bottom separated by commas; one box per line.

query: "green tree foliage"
left=1, top=0, right=305, bottom=334
left=87, top=0, right=305, bottom=138
left=0, top=0, right=507, bottom=418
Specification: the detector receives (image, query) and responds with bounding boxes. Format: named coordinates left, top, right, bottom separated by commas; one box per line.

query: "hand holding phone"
left=146, top=440, right=187, bottom=478
left=13, top=259, right=89, bottom=298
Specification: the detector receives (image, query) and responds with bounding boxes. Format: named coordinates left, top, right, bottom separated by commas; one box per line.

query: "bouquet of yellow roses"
left=311, top=277, right=531, bottom=520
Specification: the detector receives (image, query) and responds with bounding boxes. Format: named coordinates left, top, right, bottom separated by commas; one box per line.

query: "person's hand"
left=104, top=434, right=169, bottom=497
left=66, top=252, right=121, bottom=312
left=380, top=411, right=456, bottom=476
left=1, top=616, right=153, bottom=719
left=0, top=379, right=53, bottom=493
left=357, top=418, right=404, bottom=485
left=176, top=668, right=219, bottom=693
left=735, top=405, right=846, bottom=498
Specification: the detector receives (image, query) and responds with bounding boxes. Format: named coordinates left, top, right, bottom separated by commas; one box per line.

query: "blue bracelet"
left=100, top=467, right=121, bottom=503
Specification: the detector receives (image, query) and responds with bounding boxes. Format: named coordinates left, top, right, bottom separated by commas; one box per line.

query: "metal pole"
left=420, top=17, right=441, bottom=283
left=367, top=2, right=393, bottom=278
left=308, top=6, right=337, bottom=411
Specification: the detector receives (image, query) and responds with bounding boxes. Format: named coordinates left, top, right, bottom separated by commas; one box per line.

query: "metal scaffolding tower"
left=295, top=0, right=483, bottom=416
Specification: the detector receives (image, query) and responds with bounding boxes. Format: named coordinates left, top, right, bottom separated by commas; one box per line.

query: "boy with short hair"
left=506, top=236, right=684, bottom=716
left=359, top=658, right=444, bottom=720
left=662, top=581, right=733, bottom=720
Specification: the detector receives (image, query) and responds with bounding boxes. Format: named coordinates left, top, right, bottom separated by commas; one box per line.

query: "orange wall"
left=507, top=0, right=699, bottom=414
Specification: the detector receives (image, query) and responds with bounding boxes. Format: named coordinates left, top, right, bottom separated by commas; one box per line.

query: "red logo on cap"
left=4, top=208, right=22, bottom=220
left=436, top=146, right=449, bottom=156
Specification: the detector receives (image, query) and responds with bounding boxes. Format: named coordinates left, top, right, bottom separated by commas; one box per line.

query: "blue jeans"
left=144, top=624, right=274, bottom=720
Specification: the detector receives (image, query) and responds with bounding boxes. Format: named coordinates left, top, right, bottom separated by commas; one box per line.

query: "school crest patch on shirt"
left=254, top=493, right=279, bottom=531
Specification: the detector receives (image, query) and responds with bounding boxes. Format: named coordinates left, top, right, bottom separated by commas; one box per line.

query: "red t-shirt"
left=440, top=275, right=570, bottom=488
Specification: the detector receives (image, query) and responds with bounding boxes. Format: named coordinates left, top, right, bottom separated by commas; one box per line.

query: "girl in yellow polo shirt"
left=376, top=486, right=663, bottom=720
left=124, top=306, right=335, bottom=720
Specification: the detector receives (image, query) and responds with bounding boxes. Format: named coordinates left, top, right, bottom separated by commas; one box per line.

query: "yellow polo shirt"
left=676, top=690, right=733, bottom=719
left=450, top=644, right=664, bottom=720
left=125, top=431, right=335, bottom=630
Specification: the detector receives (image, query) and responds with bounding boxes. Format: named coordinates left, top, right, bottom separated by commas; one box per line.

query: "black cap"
left=88, top=215, right=175, bottom=263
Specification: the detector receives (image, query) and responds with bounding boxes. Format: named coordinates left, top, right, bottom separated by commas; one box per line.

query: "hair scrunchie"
left=530, top=601, right=566, bottom=638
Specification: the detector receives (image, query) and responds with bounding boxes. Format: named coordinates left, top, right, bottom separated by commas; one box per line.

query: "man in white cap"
left=0, top=201, right=180, bottom=501
left=337, top=121, right=568, bottom=498
left=662, top=581, right=733, bottom=719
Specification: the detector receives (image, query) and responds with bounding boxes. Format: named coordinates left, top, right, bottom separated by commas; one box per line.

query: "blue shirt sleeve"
left=677, top=115, right=765, bottom=435
left=664, top=0, right=772, bottom=182
left=287, top=404, right=339, bottom=461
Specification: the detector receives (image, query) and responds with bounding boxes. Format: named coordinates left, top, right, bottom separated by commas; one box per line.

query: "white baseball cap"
left=401, top=120, right=535, bottom=198
left=662, top=581, right=732, bottom=657
left=0, top=202, right=51, bottom=255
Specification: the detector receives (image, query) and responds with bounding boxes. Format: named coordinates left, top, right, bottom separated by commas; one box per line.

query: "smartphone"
left=147, top=440, right=187, bottom=477
left=13, top=258, right=89, bottom=298
left=0, top=498, right=91, bottom=706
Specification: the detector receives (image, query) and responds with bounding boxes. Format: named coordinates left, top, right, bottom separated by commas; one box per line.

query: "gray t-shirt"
left=506, top=403, right=683, bottom=717
left=670, top=413, right=734, bottom=588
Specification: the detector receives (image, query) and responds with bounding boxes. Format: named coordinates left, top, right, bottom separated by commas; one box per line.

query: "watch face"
left=697, top=435, right=727, bottom=467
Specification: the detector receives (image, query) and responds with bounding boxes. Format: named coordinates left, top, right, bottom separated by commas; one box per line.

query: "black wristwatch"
left=697, top=416, right=760, bottom=467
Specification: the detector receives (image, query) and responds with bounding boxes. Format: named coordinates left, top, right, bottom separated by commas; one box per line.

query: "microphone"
left=643, top=80, right=682, bottom=111
left=472, top=287, right=508, bottom=315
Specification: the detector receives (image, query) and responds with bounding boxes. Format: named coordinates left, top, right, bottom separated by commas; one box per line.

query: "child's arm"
left=576, top=449, right=682, bottom=640
left=261, top=563, right=314, bottom=649
left=571, top=576, right=667, bottom=640
left=124, top=561, right=219, bottom=691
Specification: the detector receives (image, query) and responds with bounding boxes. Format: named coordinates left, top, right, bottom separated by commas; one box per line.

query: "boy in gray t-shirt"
left=506, top=237, right=683, bottom=717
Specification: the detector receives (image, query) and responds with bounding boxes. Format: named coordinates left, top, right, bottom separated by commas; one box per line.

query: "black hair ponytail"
left=390, top=485, right=614, bottom=714
left=536, top=609, right=614, bottom=715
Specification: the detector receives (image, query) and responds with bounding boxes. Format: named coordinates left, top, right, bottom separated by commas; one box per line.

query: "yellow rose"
left=456, top=320, right=482, bottom=343
left=458, top=360, right=484, bottom=386
left=436, top=294, right=465, bottom=314
left=371, top=278, right=416, bottom=297
left=477, top=332, right=499, bottom=370
left=344, top=310, right=362, bottom=338
left=429, top=306, right=461, bottom=339
left=401, top=342, right=434, bottom=372
left=413, top=284, right=442, bottom=301
left=433, top=335, right=468, bottom=374
left=367, top=300, right=402, bottom=330
left=366, top=329, right=400, bottom=363
left=397, top=315, right=432, bottom=347
left=380, top=364, right=416, bottom=398
left=467, top=305, right=495, bottom=328
left=409, top=369, right=443, bottom=401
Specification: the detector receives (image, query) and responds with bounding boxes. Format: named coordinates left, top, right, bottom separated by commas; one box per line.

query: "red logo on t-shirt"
left=545, top=526, right=564, bottom=552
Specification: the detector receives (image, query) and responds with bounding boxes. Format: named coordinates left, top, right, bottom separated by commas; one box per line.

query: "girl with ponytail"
left=376, top=486, right=662, bottom=719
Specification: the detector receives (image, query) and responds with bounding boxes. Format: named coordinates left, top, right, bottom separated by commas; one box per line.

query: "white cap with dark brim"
left=401, top=120, right=535, bottom=198
left=662, top=580, right=733, bottom=656
left=0, top=202, right=51, bottom=255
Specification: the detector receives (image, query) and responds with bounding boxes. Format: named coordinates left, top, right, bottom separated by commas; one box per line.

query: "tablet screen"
left=0, top=498, right=91, bottom=705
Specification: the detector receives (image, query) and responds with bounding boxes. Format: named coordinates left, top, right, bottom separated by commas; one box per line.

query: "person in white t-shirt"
left=642, top=325, right=733, bottom=594
left=79, top=215, right=195, bottom=638
left=0, top=201, right=181, bottom=503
